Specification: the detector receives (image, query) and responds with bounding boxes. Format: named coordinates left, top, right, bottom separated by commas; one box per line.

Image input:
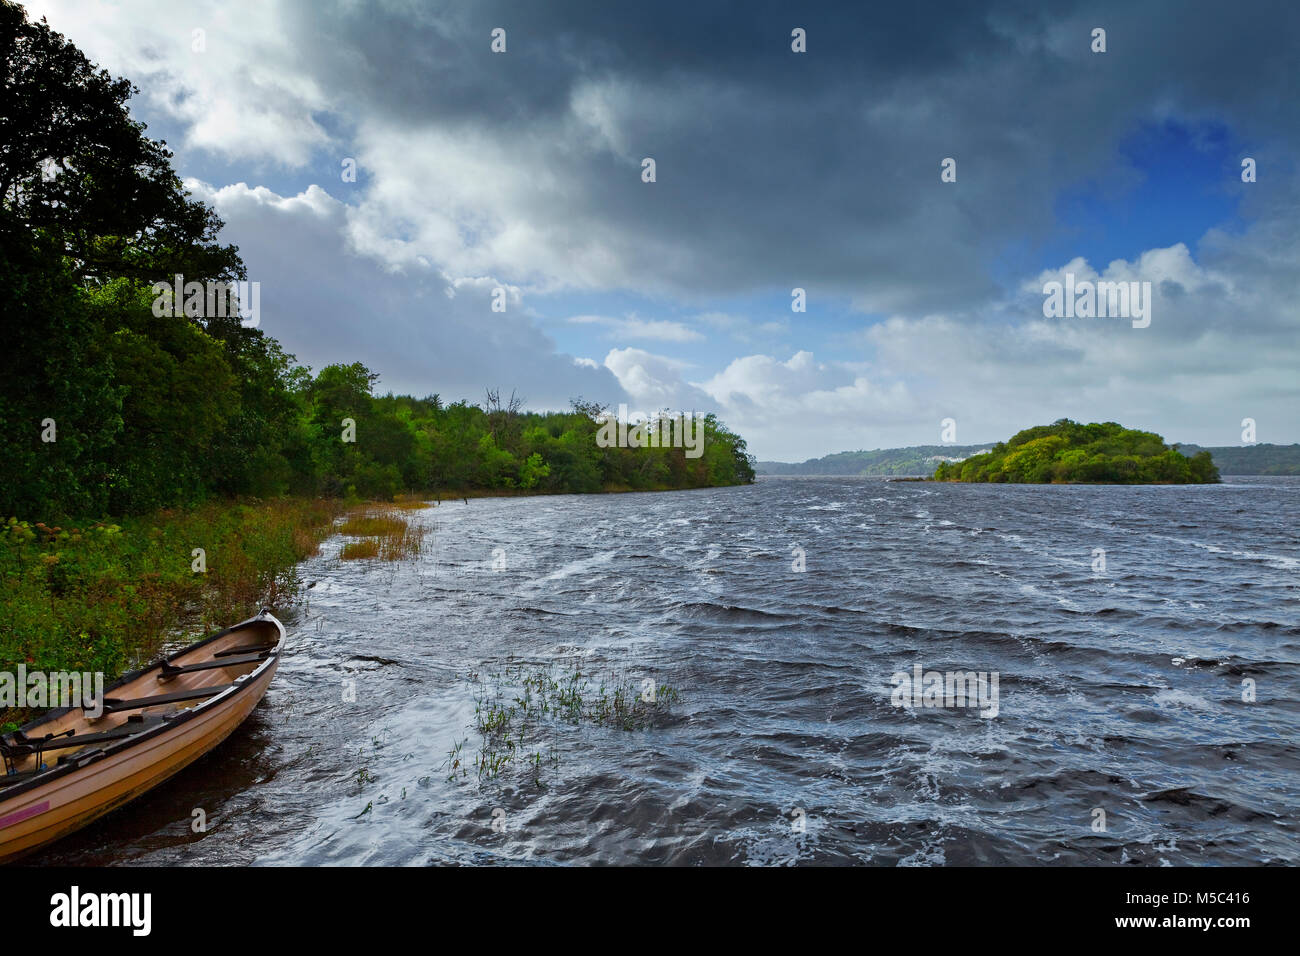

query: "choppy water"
left=35, top=477, right=1300, bottom=865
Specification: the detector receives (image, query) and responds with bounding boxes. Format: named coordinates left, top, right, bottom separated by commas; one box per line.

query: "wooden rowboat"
left=0, top=609, right=285, bottom=864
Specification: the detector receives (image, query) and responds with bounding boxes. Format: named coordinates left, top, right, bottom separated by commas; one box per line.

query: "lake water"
left=35, top=477, right=1300, bottom=865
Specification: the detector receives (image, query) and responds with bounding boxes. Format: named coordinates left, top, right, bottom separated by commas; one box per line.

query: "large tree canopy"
left=0, top=0, right=242, bottom=285
left=0, top=1, right=754, bottom=521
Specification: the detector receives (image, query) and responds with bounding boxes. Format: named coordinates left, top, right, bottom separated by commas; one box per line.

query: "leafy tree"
left=0, top=2, right=757, bottom=521
left=934, top=420, right=1220, bottom=484
left=0, top=1, right=241, bottom=284
left=0, top=213, right=122, bottom=515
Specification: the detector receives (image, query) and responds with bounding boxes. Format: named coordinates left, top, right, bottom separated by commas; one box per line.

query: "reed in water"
left=338, top=506, right=425, bottom=561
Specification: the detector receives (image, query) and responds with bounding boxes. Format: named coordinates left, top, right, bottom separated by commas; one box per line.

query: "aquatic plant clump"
left=337, top=508, right=425, bottom=561
left=447, top=660, right=682, bottom=786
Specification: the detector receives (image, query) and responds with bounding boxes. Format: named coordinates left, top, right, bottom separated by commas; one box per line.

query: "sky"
left=21, top=0, right=1299, bottom=461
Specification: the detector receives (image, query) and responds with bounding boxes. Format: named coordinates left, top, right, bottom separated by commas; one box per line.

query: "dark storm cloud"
left=269, top=0, right=1298, bottom=312
left=25, top=0, right=1297, bottom=454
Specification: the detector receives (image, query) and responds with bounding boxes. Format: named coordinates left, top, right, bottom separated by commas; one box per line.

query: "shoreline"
left=419, top=481, right=751, bottom=502
left=761, top=474, right=1230, bottom=485
left=1, top=481, right=753, bottom=727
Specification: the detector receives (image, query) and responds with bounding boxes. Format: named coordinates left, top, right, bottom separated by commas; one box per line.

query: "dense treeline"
left=932, top=420, right=1220, bottom=484
left=0, top=4, right=754, bottom=522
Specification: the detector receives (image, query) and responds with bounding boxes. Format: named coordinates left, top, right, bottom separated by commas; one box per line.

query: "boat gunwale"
left=0, top=609, right=285, bottom=805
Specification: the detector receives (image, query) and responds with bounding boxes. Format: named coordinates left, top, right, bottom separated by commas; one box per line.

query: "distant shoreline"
left=755, top=474, right=1290, bottom=483
left=758, top=442, right=1300, bottom=478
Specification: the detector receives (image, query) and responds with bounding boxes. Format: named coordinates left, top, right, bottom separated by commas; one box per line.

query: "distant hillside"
left=757, top=444, right=993, bottom=477
left=1174, top=443, right=1300, bottom=476
left=759, top=441, right=1300, bottom=477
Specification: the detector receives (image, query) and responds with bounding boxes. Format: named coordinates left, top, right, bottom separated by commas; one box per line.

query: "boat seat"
left=159, top=650, right=270, bottom=679
left=214, top=642, right=275, bottom=658
left=4, top=727, right=73, bottom=748
left=5, top=712, right=152, bottom=748
left=8, top=717, right=167, bottom=755
left=101, top=683, right=237, bottom=714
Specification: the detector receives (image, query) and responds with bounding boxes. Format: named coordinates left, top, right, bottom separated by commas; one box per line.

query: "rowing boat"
left=0, top=609, right=285, bottom=863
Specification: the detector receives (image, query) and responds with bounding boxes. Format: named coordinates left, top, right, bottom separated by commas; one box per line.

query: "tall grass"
left=339, top=515, right=408, bottom=537
left=0, top=497, right=342, bottom=726
left=337, top=507, right=424, bottom=561
left=391, top=494, right=431, bottom=511
left=340, top=538, right=381, bottom=560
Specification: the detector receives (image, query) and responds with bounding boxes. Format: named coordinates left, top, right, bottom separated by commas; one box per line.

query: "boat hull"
left=0, top=612, right=283, bottom=864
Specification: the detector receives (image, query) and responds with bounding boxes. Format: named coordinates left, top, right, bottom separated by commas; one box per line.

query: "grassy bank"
left=1, top=482, right=723, bottom=727
left=1, top=497, right=343, bottom=726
